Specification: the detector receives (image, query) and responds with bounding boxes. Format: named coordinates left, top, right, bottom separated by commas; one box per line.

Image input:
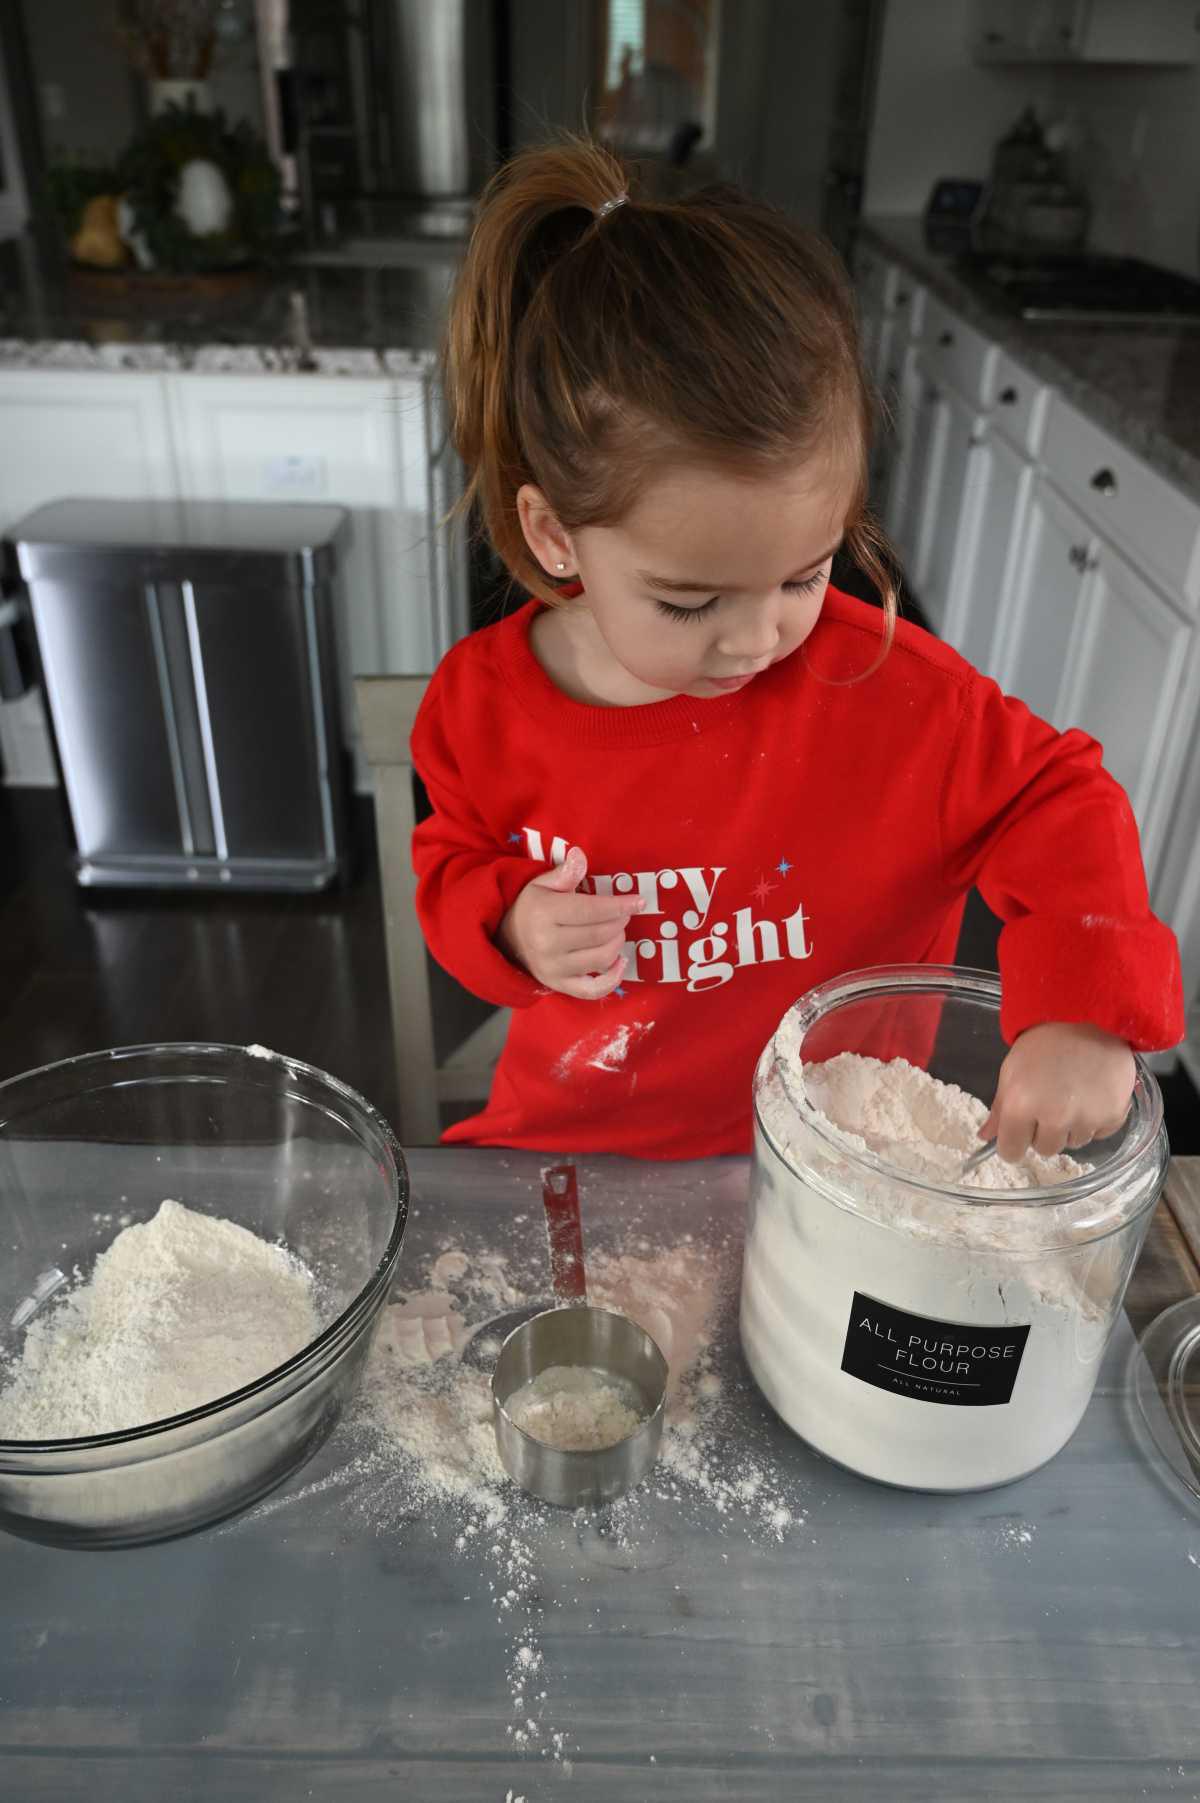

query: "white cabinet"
left=0, top=370, right=179, bottom=515
left=995, top=475, right=1092, bottom=725
left=892, top=363, right=951, bottom=598
left=0, top=369, right=180, bottom=785
left=998, top=474, right=1192, bottom=876
left=974, top=0, right=1198, bottom=63
left=0, top=364, right=469, bottom=789
left=951, top=424, right=1035, bottom=675
left=1153, top=656, right=1200, bottom=1086
left=1059, top=541, right=1193, bottom=875
left=167, top=373, right=439, bottom=684
left=922, top=385, right=987, bottom=638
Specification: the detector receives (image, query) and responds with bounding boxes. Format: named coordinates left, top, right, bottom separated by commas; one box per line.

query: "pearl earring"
left=555, top=562, right=566, bottom=571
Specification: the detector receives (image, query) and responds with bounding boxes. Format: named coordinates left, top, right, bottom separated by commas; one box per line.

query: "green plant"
left=115, top=102, right=284, bottom=272
left=46, top=162, right=121, bottom=238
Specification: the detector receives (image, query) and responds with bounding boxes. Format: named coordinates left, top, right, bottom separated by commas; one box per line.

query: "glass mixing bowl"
left=0, top=1044, right=406, bottom=1547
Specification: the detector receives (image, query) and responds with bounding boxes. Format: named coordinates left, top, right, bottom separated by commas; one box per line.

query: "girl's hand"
left=980, top=1022, right=1136, bottom=1164
left=496, top=846, right=644, bottom=1000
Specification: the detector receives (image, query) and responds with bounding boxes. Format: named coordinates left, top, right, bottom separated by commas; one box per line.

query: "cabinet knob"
left=999, top=385, right=1018, bottom=405
left=1090, top=467, right=1118, bottom=496
left=1068, top=543, right=1098, bottom=573
left=896, top=289, right=910, bottom=305
left=938, top=330, right=955, bottom=347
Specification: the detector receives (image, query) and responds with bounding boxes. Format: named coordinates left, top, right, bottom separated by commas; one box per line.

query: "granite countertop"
left=859, top=215, right=1200, bottom=501
left=0, top=246, right=456, bottom=376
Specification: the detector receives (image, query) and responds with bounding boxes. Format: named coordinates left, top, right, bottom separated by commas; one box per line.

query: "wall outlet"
left=40, top=83, right=66, bottom=123
left=262, top=454, right=328, bottom=497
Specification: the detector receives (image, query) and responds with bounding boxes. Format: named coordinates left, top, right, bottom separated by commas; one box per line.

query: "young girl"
left=411, top=136, right=1183, bottom=1162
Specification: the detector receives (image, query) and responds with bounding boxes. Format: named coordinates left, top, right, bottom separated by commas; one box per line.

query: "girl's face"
left=520, top=460, right=852, bottom=705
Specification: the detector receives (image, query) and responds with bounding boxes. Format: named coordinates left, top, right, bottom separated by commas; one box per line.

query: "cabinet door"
left=973, top=0, right=1043, bottom=58
left=0, top=369, right=178, bottom=787
left=996, top=477, right=1092, bottom=722
left=954, top=426, right=1035, bottom=677
left=1151, top=635, right=1200, bottom=1030
left=168, top=373, right=423, bottom=677
left=893, top=370, right=950, bottom=596
left=922, top=387, right=985, bottom=637
left=1058, top=542, right=1192, bottom=871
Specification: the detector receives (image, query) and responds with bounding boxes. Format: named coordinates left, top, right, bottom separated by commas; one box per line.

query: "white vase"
left=175, top=159, right=234, bottom=237
left=149, top=79, right=212, bottom=116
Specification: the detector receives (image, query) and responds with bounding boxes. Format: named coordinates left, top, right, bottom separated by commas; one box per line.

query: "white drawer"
left=896, top=282, right=928, bottom=344
left=989, top=350, right=1050, bottom=459
left=920, top=299, right=999, bottom=408
left=1043, top=393, right=1200, bottom=608
left=856, top=248, right=898, bottom=316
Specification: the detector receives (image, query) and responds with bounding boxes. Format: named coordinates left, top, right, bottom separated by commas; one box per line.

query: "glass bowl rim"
left=0, top=1041, right=407, bottom=1457
left=760, top=962, right=1166, bottom=1213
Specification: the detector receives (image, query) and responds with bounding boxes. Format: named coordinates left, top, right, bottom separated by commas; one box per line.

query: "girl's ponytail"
left=442, top=135, right=631, bottom=606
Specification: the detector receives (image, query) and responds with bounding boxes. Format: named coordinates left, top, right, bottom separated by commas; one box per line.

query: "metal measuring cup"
left=486, top=1165, right=669, bottom=1509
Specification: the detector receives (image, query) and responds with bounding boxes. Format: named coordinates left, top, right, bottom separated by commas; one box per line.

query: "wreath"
left=115, top=102, right=284, bottom=273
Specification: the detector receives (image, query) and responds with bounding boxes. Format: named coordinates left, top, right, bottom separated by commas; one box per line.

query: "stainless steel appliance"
left=8, top=498, right=349, bottom=891
left=264, top=0, right=501, bottom=246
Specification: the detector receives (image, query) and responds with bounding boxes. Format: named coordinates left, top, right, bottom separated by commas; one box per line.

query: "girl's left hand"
left=980, top=1022, right=1136, bottom=1164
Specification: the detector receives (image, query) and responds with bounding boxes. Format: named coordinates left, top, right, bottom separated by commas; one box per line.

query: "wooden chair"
left=356, top=674, right=510, bottom=1144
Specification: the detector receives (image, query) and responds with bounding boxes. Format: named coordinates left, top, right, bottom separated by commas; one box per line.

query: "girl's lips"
left=708, top=673, right=757, bottom=691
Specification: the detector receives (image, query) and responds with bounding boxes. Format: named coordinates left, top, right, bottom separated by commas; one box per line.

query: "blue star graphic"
left=776, top=857, right=793, bottom=876
left=508, top=831, right=523, bottom=844
left=614, top=986, right=626, bottom=999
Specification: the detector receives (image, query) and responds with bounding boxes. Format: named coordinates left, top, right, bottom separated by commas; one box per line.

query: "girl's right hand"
left=496, top=846, right=644, bottom=999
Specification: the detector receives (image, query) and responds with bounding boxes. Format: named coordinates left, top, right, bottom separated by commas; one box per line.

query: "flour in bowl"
left=504, top=1365, right=645, bottom=1450
left=0, top=1199, right=318, bottom=1440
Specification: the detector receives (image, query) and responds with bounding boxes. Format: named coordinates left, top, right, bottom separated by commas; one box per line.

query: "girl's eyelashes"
left=653, top=564, right=830, bottom=625
left=656, top=595, right=719, bottom=624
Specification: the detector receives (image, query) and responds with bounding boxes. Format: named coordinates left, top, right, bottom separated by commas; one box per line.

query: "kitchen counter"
left=3, top=1147, right=1198, bottom=1802
left=858, top=215, right=1200, bottom=500
left=0, top=248, right=457, bottom=375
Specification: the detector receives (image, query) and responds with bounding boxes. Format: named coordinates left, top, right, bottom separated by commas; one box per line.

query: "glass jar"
left=740, top=966, right=1168, bottom=1492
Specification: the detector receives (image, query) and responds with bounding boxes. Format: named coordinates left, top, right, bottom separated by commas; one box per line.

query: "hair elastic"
left=595, top=192, right=628, bottom=220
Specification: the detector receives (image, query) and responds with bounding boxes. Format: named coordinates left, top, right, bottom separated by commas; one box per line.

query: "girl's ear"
left=517, top=483, right=576, bottom=577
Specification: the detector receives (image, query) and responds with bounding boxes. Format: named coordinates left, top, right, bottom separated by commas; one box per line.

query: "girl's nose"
left=716, top=598, right=781, bottom=662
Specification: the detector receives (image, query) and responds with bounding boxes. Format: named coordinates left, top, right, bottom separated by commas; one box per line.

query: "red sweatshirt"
left=411, top=588, right=1183, bottom=1158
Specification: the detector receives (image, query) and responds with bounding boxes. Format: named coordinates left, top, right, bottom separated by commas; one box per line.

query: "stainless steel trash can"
left=7, top=498, right=350, bottom=891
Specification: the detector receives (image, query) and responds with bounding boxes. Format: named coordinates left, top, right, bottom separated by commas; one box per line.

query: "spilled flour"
left=233, top=1206, right=809, bottom=1773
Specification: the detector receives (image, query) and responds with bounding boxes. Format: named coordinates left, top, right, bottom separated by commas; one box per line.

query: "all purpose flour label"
left=839, top=1292, right=1031, bottom=1407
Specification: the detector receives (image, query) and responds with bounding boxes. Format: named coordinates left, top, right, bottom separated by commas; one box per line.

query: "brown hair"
left=441, top=132, right=897, bottom=659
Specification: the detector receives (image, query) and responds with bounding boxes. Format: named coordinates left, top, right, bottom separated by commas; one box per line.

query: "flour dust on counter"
left=226, top=1196, right=814, bottom=1774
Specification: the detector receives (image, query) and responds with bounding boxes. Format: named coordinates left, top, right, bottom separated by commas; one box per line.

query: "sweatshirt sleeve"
left=939, top=670, right=1184, bottom=1052
left=410, top=672, right=545, bottom=1010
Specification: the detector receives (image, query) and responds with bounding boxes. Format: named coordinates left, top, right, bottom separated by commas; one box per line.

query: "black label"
left=840, top=1291, right=1030, bottom=1407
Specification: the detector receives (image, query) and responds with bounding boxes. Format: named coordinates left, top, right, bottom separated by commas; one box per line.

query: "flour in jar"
left=743, top=1043, right=1152, bottom=1490
left=0, top=1200, right=318, bottom=1439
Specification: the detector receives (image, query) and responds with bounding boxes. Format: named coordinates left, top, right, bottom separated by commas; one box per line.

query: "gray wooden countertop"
left=2, top=1149, right=1198, bottom=1802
